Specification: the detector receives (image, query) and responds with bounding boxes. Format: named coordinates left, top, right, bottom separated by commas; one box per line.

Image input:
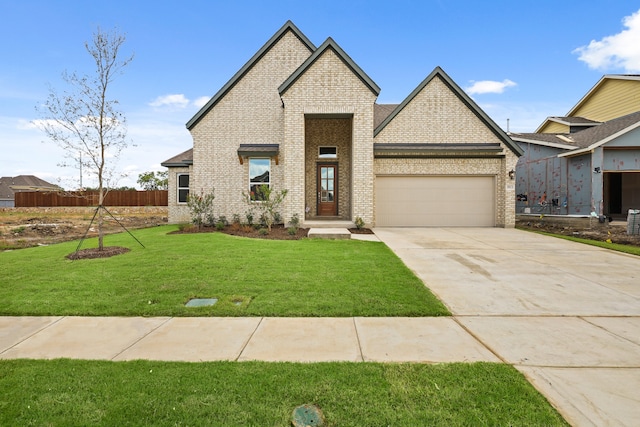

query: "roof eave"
left=186, top=21, right=316, bottom=130
left=509, top=135, right=577, bottom=150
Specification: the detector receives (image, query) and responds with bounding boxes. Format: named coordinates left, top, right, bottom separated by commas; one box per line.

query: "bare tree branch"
left=36, top=27, right=134, bottom=250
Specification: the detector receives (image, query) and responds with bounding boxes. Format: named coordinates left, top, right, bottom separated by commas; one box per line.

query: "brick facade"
left=163, top=22, right=521, bottom=227
left=166, top=166, right=192, bottom=223
left=188, top=30, right=311, bottom=223
left=373, top=75, right=519, bottom=227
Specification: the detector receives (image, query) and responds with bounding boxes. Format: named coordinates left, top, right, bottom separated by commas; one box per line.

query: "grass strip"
left=0, top=225, right=448, bottom=317
left=0, top=359, right=567, bottom=426
left=524, top=229, right=640, bottom=256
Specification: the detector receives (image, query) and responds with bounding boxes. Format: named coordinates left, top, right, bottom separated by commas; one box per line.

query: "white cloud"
left=573, top=8, right=640, bottom=72
left=465, top=79, right=517, bottom=95
left=193, top=96, right=210, bottom=108
left=149, top=94, right=190, bottom=109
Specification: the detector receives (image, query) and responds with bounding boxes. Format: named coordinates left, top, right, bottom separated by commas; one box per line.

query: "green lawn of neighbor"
left=0, top=225, right=449, bottom=317
left=0, top=359, right=567, bottom=426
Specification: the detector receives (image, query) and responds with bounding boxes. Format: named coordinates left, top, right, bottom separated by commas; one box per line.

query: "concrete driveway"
left=374, top=227, right=640, bottom=427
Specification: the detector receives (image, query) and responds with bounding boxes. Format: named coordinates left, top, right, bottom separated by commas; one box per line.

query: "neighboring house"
left=510, top=75, right=640, bottom=218
left=162, top=21, right=522, bottom=227
left=0, top=175, right=60, bottom=207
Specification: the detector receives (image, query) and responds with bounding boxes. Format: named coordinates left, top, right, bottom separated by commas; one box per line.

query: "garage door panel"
left=376, top=176, right=495, bottom=227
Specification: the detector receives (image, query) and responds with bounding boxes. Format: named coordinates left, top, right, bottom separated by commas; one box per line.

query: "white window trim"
left=319, top=146, right=338, bottom=158
left=177, top=173, right=189, bottom=204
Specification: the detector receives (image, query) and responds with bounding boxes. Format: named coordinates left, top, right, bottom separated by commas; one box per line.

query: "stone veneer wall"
left=374, top=75, right=518, bottom=227
left=188, top=30, right=312, bottom=221
left=166, top=166, right=192, bottom=223
left=304, top=117, right=352, bottom=219
left=281, top=49, right=377, bottom=224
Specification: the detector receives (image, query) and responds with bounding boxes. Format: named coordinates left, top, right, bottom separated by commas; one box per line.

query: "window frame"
left=248, top=158, right=271, bottom=202
left=318, top=146, right=338, bottom=159
left=177, top=173, right=189, bottom=204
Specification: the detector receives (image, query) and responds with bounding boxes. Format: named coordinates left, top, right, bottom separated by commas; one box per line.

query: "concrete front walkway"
left=374, top=227, right=640, bottom=427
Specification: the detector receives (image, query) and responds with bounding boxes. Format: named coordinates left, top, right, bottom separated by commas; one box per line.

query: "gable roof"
left=374, top=66, right=523, bottom=156
left=536, top=74, right=640, bottom=132
left=186, top=21, right=316, bottom=130
left=566, top=74, right=640, bottom=118
left=278, top=37, right=380, bottom=97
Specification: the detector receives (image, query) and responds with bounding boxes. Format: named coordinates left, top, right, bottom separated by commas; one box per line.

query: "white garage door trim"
left=375, top=175, right=496, bottom=227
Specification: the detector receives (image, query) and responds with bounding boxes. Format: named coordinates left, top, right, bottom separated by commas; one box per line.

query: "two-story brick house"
left=162, top=21, right=522, bottom=227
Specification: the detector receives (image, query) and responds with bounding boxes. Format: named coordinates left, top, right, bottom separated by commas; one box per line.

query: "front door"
left=317, top=164, right=337, bottom=216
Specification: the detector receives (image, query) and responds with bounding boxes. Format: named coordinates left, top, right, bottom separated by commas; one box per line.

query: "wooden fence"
left=15, top=190, right=168, bottom=207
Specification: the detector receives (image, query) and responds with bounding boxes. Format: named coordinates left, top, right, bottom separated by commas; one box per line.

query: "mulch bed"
left=171, top=224, right=375, bottom=240
left=66, top=246, right=131, bottom=260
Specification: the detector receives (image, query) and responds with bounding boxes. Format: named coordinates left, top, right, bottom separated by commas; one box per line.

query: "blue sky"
left=2, top=0, right=640, bottom=189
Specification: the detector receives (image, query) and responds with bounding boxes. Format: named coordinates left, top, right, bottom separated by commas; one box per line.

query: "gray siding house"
left=511, top=75, right=640, bottom=218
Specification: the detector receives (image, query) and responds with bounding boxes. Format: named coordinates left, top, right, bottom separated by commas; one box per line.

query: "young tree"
left=37, top=27, right=133, bottom=251
left=137, top=170, right=168, bottom=190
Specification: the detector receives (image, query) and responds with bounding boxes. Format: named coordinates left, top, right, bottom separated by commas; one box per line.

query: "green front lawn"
left=0, top=225, right=449, bottom=317
left=0, top=359, right=567, bottom=426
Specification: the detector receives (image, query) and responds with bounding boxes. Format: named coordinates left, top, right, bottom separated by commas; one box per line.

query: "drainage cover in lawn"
left=185, top=298, right=218, bottom=307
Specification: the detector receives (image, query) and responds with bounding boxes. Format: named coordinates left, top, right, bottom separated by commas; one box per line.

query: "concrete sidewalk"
left=0, top=316, right=497, bottom=363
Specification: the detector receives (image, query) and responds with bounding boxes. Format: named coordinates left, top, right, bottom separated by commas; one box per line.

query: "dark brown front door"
left=317, top=164, right=337, bottom=216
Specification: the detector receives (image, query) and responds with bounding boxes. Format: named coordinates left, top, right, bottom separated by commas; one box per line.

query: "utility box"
left=627, top=209, right=640, bottom=235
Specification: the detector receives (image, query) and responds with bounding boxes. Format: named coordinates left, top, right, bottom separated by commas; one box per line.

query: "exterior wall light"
left=508, top=169, right=515, bottom=180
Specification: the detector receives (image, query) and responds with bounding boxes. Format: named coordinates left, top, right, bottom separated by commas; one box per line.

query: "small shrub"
left=229, top=222, right=242, bottom=232
left=354, top=216, right=365, bottom=229
left=232, top=213, right=241, bottom=225
left=217, top=215, right=228, bottom=226
left=245, top=209, right=254, bottom=226
left=287, top=227, right=297, bottom=236
left=258, top=213, right=268, bottom=228
left=273, top=211, right=282, bottom=225
left=187, top=189, right=216, bottom=229
left=289, top=213, right=300, bottom=228
left=13, top=226, right=26, bottom=234
left=215, top=220, right=225, bottom=231
left=258, top=228, right=268, bottom=236
left=241, top=224, right=253, bottom=233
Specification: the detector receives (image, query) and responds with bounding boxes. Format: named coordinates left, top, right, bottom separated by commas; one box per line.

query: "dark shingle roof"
left=512, top=110, right=640, bottom=154
left=0, top=175, right=59, bottom=199
left=374, top=104, right=398, bottom=129
left=161, top=149, right=193, bottom=167
left=509, top=132, right=579, bottom=147
left=568, top=110, right=640, bottom=148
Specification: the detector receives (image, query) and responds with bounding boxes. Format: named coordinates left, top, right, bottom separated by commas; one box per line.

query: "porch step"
left=303, top=220, right=355, bottom=228
left=308, top=228, right=351, bottom=239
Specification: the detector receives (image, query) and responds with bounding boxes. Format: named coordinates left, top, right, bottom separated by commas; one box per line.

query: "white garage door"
left=375, top=176, right=495, bottom=226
